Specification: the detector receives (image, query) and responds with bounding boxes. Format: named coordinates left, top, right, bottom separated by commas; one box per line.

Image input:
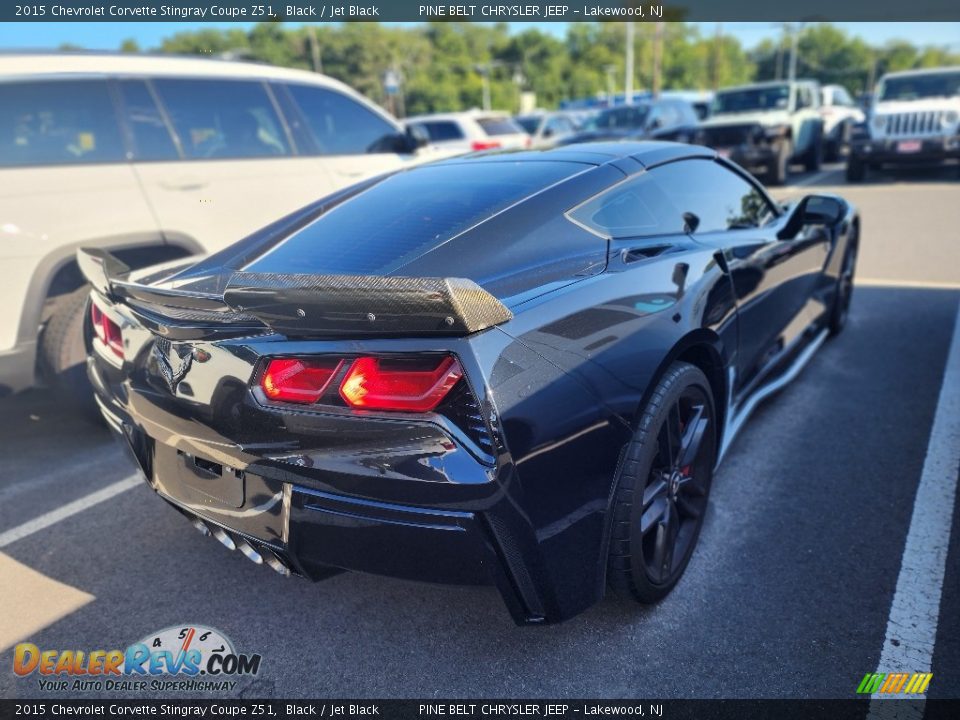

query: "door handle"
left=159, top=179, right=208, bottom=191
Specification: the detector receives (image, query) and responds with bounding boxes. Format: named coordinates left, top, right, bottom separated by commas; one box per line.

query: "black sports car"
left=82, top=142, right=859, bottom=625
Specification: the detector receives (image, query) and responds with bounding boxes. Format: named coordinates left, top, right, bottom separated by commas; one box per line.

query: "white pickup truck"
left=847, top=67, right=960, bottom=182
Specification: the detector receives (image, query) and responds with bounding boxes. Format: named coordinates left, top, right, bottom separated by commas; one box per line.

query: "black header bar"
left=3, top=1, right=959, bottom=23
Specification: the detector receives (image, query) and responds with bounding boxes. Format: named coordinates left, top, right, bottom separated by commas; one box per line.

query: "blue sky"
left=0, top=21, right=957, bottom=51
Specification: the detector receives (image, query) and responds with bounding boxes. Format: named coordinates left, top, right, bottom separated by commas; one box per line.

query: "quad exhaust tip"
left=189, top=514, right=291, bottom=577
left=212, top=527, right=236, bottom=551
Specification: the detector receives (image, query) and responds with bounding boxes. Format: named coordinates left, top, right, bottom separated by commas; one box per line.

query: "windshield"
left=515, top=116, right=541, bottom=134
left=713, top=85, right=790, bottom=114
left=878, top=72, right=960, bottom=101
left=589, top=105, right=650, bottom=130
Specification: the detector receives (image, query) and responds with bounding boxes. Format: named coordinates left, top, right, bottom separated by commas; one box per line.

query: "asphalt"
left=1, top=162, right=958, bottom=700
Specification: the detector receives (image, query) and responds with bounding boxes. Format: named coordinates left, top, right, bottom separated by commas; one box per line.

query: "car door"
left=650, top=158, right=829, bottom=394
left=128, top=77, right=335, bottom=255
left=277, top=82, right=415, bottom=187
left=791, top=83, right=822, bottom=158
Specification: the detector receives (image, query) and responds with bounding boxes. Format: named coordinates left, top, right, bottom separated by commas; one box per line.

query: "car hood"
left=873, top=98, right=960, bottom=114
left=702, top=110, right=792, bottom=128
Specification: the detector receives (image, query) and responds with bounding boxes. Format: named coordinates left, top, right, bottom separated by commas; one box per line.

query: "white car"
left=820, top=84, right=865, bottom=160
left=514, top=112, right=578, bottom=148
left=847, top=66, right=960, bottom=181
left=404, top=111, right=530, bottom=153
left=0, top=52, right=439, bottom=403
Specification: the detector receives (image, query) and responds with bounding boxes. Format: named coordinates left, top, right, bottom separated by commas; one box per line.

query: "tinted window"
left=568, top=172, right=683, bottom=239
left=653, top=160, right=776, bottom=233
left=834, top=87, right=854, bottom=106
left=153, top=79, right=290, bottom=159
left=476, top=117, right=525, bottom=136
left=417, top=121, right=465, bottom=141
left=248, top=161, right=580, bottom=275
left=713, top=85, right=789, bottom=114
left=287, top=84, right=399, bottom=155
left=878, top=71, right=960, bottom=101
left=796, top=85, right=815, bottom=110
left=0, top=80, right=124, bottom=167
left=515, top=116, right=541, bottom=134
left=594, top=105, right=650, bottom=130
left=117, top=80, right=178, bottom=161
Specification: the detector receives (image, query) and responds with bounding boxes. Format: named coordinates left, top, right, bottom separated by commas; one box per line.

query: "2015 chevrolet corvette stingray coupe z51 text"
left=81, top=142, right=859, bottom=625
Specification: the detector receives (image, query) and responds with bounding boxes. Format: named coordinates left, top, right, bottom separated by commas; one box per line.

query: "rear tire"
left=767, top=139, right=792, bottom=186
left=607, top=362, right=717, bottom=604
left=39, top=285, right=100, bottom=420
left=829, top=239, right=858, bottom=336
left=804, top=133, right=823, bottom=172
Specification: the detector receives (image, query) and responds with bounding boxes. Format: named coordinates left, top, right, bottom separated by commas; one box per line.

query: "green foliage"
left=137, top=22, right=957, bottom=116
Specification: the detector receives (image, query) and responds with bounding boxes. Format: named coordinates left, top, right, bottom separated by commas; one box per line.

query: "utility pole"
left=625, top=21, right=634, bottom=105
left=787, top=23, right=800, bottom=84
left=307, top=25, right=322, bottom=74
left=712, top=23, right=723, bottom=91
left=775, top=26, right=784, bottom=80
left=652, top=21, right=664, bottom=99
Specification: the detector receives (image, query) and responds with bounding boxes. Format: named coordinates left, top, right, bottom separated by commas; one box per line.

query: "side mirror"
left=404, top=124, right=430, bottom=152
left=777, top=194, right=846, bottom=239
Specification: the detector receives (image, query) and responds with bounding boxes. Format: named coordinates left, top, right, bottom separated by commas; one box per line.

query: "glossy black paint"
left=87, top=142, right=859, bottom=625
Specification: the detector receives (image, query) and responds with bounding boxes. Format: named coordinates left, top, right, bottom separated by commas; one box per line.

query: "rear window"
left=477, top=117, right=525, bottom=136
left=0, top=80, right=124, bottom=167
left=515, top=116, right=541, bottom=134
left=248, top=161, right=580, bottom=276
left=416, top=121, right=465, bottom=141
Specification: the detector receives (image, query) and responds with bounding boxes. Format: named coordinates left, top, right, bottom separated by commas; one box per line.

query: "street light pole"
left=625, top=21, right=634, bottom=105
left=652, top=21, right=664, bottom=99
left=788, top=24, right=800, bottom=84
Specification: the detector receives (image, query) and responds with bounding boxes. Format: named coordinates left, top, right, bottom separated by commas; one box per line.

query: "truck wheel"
left=768, top=139, right=792, bottom=186
left=39, top=285, right=100, bottom=420
left=846, top=156, right=866, bottom=183
left=804, top=133, right=823, bottom=172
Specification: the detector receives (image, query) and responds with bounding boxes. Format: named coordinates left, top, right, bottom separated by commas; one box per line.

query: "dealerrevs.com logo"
left=13, top=625, right=262, bottom=693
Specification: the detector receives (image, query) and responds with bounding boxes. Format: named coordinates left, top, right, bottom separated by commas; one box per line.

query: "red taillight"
left=90, top=300, right=123, bottom=359
left=471, top=140, right=501, bottom=151
left=260, top=358, right=342, bottom=404
left=339, top=355, right=463, bottom=412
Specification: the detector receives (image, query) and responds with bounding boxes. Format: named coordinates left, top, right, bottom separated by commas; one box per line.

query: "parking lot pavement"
left=1, top=167, right=959, bottom=699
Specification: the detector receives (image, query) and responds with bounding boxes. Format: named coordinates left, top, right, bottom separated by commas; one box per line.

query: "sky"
left=0, top=21, right=958, bottom=52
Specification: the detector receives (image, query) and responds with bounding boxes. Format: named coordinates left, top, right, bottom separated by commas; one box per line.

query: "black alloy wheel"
left=830, top=238, right=858, bottom=336
left=608, top=362, right=717, bottom=603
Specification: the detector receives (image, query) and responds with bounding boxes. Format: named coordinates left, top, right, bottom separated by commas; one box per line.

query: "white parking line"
left=0, top=474, right=142, bottom=549
left=867, top=300, right=960, bottom=714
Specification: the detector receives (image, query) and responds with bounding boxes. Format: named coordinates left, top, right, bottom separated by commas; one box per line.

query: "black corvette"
left=82, top=142, right=859, bottom=625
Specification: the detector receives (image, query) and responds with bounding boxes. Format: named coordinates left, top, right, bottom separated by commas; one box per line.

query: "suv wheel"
left=607, top=362, right=717, bottom=604
left=39, top=285, right=100, bottom=420
left=846, top=156, right=866, bottom=183
left=804, top=132, right=823, bottom=172
left=768, top=139, right=792, bottom=186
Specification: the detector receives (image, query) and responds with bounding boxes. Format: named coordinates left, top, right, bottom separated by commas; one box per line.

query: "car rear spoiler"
left=78, top=248, right=513, bottom=338
left=222, top=272, right=513, bottom=337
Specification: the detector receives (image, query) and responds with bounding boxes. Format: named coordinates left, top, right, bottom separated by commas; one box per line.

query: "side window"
left=117, top=80, right=179, bottom=161
left=835, top=87, right=854, bottom=107
left=0, top=80, right=124, bottom=167
left=796, top=85, right=815, bottom=110
left=152, top=79, right=290, bottom=160
left=567, top=172, right=684, bottom=239
left=651, top=159, right=777, bottom=233
left=286, top=84, right=399, bottom=155
left=420, top=121, right=465, bottom=141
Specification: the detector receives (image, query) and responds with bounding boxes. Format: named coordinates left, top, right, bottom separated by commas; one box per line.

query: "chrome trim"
left=281, top=483, right=292, bottom=546
left=237, top=539, right=264, bottom=565
left=212, top=527, right=236, bottom=551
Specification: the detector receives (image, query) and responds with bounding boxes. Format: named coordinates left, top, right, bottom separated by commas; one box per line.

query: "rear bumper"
left=715, top=144, right=779, bottom=174
left=850, top=136, right=960, bottom=164
left=90, top=358, right=557, bottom=626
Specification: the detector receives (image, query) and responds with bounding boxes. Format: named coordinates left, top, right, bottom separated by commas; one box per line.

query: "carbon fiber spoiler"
left=78, top=248, right=513, bottom=338
left=223, top=272, right=513, bottom=337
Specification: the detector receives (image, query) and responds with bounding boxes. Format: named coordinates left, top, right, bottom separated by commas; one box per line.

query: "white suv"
left=847, top=66, right=960, bottom=181
left=0, top=52, right=437, bottom=403
left=404, top=111, right=530, bottom=153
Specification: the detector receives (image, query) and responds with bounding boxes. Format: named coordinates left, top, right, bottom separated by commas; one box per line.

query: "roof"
left=404, top=110, right=513, bottom=123
left=880, top=66, right=960, bottom=79
left=717, top=79, right=819, bottom=92
left=431, top=140, right=716, bottom=168
left=0, top=51, right=348, bottom=87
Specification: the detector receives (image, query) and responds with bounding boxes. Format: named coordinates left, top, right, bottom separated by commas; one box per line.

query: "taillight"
left=471, top=140, right=501, bottom=151
left=340, top=356, right=463, bottom=412
left=90, top=300, right=123, bottom=359
left=260, top=358, right=342, bottom=404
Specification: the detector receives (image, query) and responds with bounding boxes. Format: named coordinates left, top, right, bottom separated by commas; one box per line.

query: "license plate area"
left=896, top=140, right=922, bottom=153
left=716, top=147, right=732, bottom=158
left=176, top=450, right=245, bottom=508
